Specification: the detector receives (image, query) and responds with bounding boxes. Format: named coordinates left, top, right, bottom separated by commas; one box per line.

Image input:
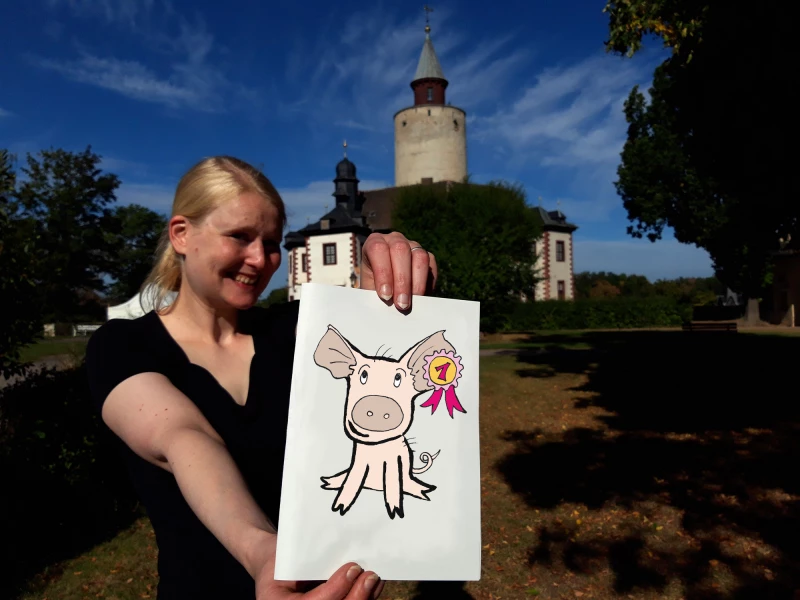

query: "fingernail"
left=379, top=284, right=392, bottom=301
left=364, top=573, right=380, bottom=592
left=372, top=579, right=386, bottom=599
left=346, top=565, right=362, bottom=582
left=397, top=293, right=409, bottom=309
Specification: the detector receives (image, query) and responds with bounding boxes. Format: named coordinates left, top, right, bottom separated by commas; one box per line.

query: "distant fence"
left=42, top=323, right=102, bottom=338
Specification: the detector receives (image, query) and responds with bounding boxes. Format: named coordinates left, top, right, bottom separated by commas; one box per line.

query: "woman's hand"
left=360, top=231, right=437, bottom=311
left=254, top=535, right=385, bottom=599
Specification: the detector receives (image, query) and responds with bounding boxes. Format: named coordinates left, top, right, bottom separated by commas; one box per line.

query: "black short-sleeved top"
left=85, top=300, right=300, bottom=600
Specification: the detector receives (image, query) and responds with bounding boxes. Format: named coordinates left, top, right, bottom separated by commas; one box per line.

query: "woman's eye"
left=360, top=371, right=368, bottom=384
left=393, top=373, right=402, bottom=388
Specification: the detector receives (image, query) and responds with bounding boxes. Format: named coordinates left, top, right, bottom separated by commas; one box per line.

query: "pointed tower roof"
left=413, top=29, right=445, bottom=82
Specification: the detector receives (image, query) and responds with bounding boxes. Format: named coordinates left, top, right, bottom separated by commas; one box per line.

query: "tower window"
left=453, top=119, right=459, bottom=130
left=556, top=240, right=565, bottom=262
left=557, top=280, right=566, bottom=300
left=323, top=243, right=337, bottom=265
left=302, top=254, right=307, bottom=272
left=402, top=120, right=406, bottom=127
left=427, top=87, right=433, bottom=102
left=428, top=109, right=431, bottom=116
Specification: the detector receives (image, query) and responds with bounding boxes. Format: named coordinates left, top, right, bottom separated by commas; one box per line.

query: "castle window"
left=323, top=243, right=337, bottom=265
left=556, top=240, right=565, bottom=262
left=427, top=109, right=431, bottom=116
left=557, top=280, right=566, bottom=300
left=453, top=119, right=459, bottom=130
left=301, top=254, right=307, bottom=272
left=427, top=87, right=433, bottom=102
left=402, top=120, right=407, bottom=127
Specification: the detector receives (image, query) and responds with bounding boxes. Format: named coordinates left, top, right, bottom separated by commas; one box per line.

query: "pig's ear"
left=314, top=325, right=358, bottom=378
left=401, top=331, right=455, bottom=392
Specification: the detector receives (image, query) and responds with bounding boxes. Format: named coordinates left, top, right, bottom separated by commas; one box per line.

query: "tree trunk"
left=744, top=297, right=761, bottom=325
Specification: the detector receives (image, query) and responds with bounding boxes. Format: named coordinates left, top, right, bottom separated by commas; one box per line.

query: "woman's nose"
left=246, top=241, right=266, bottom=268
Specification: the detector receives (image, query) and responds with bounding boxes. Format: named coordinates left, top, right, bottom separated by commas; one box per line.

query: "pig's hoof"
left=385, top=502, right=405, bottom=519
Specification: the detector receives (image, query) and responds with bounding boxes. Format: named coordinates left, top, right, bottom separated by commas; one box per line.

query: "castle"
left=283, top=17, right=577, bottom=302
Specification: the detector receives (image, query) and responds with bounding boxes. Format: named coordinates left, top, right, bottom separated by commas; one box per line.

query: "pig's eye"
left=359, top=370, right=368, bottom=384
left=383, top=413, right=390, bottom=419
left=393, top=373, right=402, bottom=388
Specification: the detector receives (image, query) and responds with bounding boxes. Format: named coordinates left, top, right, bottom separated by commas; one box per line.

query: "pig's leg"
left=400, top=448, right=436, bottom=500
left=383, top=456, right=404, bottom=519
left=332, top=460, right=369, bottom=515
left=403, top=478, right=436, bottom=500
left=320, top=471, right=347, bottom=490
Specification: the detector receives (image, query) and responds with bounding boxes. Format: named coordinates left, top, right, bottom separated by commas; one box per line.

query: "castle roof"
left=535, top=206, right=578, bottom=233
left=413, top=32, right=446, bottom=82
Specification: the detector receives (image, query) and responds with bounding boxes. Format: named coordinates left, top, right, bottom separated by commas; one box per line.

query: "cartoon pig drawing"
left=314, top=325, right=458, bottom=519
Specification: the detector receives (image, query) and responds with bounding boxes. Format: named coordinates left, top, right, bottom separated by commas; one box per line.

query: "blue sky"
left=1, top=0, right=714, bottom=296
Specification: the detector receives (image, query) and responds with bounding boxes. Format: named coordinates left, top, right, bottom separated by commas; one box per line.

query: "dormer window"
left=427, top=87, right=433, bottom=102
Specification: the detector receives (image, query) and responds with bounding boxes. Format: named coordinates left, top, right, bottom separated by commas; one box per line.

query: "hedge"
left=500, top=297, right=693, bottom=331
left=0, top=363, right=140, bottom=598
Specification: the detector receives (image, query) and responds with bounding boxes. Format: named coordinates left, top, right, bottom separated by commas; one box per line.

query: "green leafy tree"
left=605, top=0, right=792, bottom=321
left=0, top=150, right=45, bottom=376
left=257, top=287, right=288, bottom=309
left=105, top=204, right=167, bottom=303
left=393, top=181, right=542, bottom=331
left=14, top=146, right=120, bottom=321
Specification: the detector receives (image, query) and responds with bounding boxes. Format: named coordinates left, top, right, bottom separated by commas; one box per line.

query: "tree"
left=590, top=280, right=622, bottom=299
left=392, top=181, right=542, bottom=331
left=605, top=0, right=793, bottom=322
left=0, top=150, right=45, bottom=376
left=14, top=146, right=120, bottom=321
left=257, top=287, right=288, bottom=309
left=105, top=204, right=167, bottom=303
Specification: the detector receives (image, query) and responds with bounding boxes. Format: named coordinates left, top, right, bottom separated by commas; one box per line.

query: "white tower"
left=394, top=11, right=467, bottom=187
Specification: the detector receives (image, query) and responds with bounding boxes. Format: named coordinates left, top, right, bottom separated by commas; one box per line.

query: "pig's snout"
left=351, top=396, right=404, bottom=432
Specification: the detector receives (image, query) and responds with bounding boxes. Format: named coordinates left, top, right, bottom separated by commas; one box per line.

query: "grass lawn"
left=13, top=329, right=800, bottom=599
left=18, top=336, right=89, bottom=363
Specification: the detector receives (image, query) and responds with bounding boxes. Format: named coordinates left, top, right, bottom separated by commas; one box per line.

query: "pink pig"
left=314, top=325, right=456, bottom=519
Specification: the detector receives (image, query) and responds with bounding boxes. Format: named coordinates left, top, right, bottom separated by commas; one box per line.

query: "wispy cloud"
left=0, top=107, right=14, bottom=118
left=470, top=50, right=662, bottom=223
left=46, top=0, right=157, bottom=29
left=36, top=0, right=257, bottom=112
left=284, top=6, right=531, bottom=138
left=574, top=238, right=714, bottom=280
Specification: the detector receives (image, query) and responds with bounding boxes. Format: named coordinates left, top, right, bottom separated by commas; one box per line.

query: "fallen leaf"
left=126, top=578, right=133, bottom=584
left=526, top=525, right=533, bottom=532
left=575, top=592, right=584, bottom=597
left=73, top=572, right=83, bottom=576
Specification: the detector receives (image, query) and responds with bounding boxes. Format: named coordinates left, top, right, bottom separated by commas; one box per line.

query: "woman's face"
left=176, top=191, right=283, bottom=311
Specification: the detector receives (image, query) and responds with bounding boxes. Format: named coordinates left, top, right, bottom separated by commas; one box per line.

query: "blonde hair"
left=141, top=156, right=286, bottom=314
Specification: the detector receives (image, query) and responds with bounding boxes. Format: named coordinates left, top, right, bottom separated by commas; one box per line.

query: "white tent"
left=106, top=286, right=176, bottom=320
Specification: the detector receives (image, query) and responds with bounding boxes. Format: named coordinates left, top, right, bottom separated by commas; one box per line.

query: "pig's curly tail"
left=412, top=449, right=441, bottom=474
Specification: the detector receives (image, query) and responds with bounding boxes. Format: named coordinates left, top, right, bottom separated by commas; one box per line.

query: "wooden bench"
left=682, top=321, right=738, bottom=332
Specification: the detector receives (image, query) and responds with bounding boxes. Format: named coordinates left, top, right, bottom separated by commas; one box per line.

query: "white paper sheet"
left=274, top=283, right=481, bottom=581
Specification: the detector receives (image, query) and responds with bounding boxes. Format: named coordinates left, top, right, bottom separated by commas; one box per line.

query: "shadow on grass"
left=410, top=581, right=475, bottom=599
left=0, top=363, right=141, bottom=599
left=496, top=331, right=800, bottom=599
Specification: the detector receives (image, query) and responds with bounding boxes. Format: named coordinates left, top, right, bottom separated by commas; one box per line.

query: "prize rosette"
left=419, top=349, right=466, bottom=418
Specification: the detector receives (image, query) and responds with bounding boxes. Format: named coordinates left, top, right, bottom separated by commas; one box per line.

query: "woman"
left=85, top=156, right=437, bottom=600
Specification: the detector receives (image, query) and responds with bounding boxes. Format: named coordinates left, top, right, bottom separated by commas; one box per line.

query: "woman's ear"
left=168, top=215, right=190, bottom=257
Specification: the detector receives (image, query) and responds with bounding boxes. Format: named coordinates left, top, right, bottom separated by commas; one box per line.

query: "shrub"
left=0, top=363, right=139, bottom=597
left=501, top=297, right=692, bottom=331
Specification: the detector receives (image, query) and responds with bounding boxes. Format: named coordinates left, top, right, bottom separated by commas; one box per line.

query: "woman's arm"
left=102, top=371, right=274, bottom=574
left=100, top=372, right=381, bottom=599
